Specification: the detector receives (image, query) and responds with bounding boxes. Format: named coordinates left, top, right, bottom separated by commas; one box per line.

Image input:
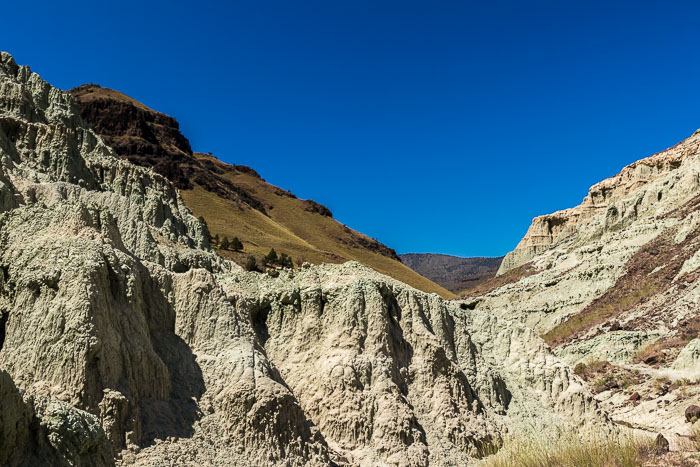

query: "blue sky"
left=3, top=1, right=700, bottom=256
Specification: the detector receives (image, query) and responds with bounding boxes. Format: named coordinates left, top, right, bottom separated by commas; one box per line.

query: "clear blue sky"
left=3, top=1, right=700, bottom=257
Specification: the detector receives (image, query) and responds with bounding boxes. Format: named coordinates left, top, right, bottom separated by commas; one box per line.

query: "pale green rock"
left=672, top=339, right=700, bottom=371
left=556, top=331, right=665, bottom=366
left=0, top=51, right=614, bottom=466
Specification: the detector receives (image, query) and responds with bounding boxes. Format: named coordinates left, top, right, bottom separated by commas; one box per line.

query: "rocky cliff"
left=0, top=52, right=609, bottom=466
left=497, top=135, right=694, bottom=276
left=481, top=129, right=700, bottom=335
left=472, top=127, right=700, bottom=449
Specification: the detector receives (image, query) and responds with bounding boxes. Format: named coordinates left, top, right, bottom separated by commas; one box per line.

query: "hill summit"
left=69, top=84, right=452, bottom=297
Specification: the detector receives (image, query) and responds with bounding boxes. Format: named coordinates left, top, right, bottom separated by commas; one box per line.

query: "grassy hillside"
left=184, top=153, right=453, bottom=297
left=70, top=85, right=453, bottom=298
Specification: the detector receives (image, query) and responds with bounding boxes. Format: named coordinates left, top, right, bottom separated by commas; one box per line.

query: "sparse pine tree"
left=231, top=237, right=243, bottom=252
left=220, top=236, right=230, bottom=250
left=263, top=248, right=278, bottom=266
left=279, top=253, right=293, bottom=269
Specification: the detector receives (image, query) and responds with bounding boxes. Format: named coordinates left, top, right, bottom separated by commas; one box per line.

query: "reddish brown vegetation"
left=573, top=360, right=644, bottom=394
left=544, top=224, right=700, bottom=347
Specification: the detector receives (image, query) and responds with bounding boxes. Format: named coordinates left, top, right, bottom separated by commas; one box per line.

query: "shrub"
left=263, top=248, right=278, bottom=266
left=220, top=236, right=230, bottom=250
left=244, top=255, right=259, bottom=272
left=573, top=360, right=607, bottom=380
left=593, top=374, right=618, bottom=393
left=653, top=376, right=671, bottom=391
left=278, top=253, right=293, bottom=269
left=479, top=428, right=656, bottom=467
left=676, top=377, right=693, bottom=387
left=261, top=248, right=294, bottom=269
left=574, top=363, right=587, bottom=377
left=634, top=340, right=665, bottom=364
left=231, top=237, right=243, bottom=252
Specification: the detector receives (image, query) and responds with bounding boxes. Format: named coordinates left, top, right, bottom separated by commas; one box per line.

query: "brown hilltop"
left=69, top=84, right=452, bottom=297
left=70, top=83, right=267, bottom=211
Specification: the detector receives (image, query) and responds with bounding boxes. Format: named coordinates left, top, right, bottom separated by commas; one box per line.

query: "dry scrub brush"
left=478, top=428, right=657, bottom=467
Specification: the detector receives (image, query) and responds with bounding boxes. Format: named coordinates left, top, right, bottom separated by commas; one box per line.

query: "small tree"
left=263, top=248, right=278, bottom=266
left=213, top=233, right=220, bottom=245
left=231, top=237, right=244, bottom=252
left=279, top=253, right=293, bottom=269
left=244, top=255, right=259, bottom=272
left=220, top=236, right=230, bottom=250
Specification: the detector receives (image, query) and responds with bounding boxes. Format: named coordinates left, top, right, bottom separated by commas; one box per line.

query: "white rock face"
left=498, top=136, right=700, bottom=276
left=0, top=52, right=609, bottom=466
left=474, top=128, right=700, bottom=338
left=475, top=119, right=700, bottom=450
left=672, top=339, right=700, bottom=371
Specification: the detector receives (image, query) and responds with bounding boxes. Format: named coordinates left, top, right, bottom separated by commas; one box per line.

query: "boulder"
left=672, top=339, right=700, bottom=371
left=685, top=405, right=700, bottom=423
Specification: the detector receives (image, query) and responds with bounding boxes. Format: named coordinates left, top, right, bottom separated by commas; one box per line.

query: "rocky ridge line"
left=498, top=133, right=699, bottom=274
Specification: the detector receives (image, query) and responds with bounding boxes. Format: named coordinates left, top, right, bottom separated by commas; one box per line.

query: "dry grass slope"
left=479, top=431, right=659, bottom=467
left=71, top=86, right=453, bottom=298
left=183, top=153, right=454, bottom=298
left=460, top=262, right=537, bottom=298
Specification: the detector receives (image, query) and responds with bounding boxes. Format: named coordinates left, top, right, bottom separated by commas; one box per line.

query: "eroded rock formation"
left=0, top=52, right=608, bottom=466
left=474, top=125, right=700, bottom=450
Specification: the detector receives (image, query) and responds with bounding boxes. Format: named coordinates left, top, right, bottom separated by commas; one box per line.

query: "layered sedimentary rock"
left=474, top=129, right=700, bottom=336
left=498, top=136, right=695, bottom=275
left=0, top=52, right=609, bottom=466
left=472, top=126, right=700, bottom=449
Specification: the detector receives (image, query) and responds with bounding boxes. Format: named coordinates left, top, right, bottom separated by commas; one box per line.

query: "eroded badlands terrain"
left=0, top=53, right=610, bottom=466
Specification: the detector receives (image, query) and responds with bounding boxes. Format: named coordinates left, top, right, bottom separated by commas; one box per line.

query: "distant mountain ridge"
left=69, top=84, right=452, bottom=297
left=399, top=253, right=503, bottom=294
